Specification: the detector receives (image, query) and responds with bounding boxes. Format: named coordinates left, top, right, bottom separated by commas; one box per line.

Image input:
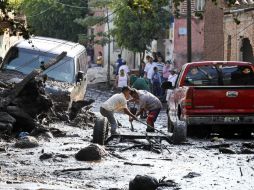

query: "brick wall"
left=203, top=0, right=224, bottom=60
left=173, top=18, right=204, bottom=68
left=224, top=12, right=254, bottom=62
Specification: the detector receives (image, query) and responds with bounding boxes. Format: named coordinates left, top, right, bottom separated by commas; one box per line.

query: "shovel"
left=136, top=119, right=168, bottom=136
left=130, top=121, right=134, bottom=132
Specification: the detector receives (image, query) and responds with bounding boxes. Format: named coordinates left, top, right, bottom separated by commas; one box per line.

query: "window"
left=4, top=48, right=75, bottom=83
left=184, top=65, right=254, bottom=86
left=196, top=0, right=205, bottom=11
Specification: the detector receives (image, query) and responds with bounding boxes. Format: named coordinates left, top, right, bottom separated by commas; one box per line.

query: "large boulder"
left=129, top=175, right=159, bottom=190
left=15, top=136, right=39, bottom=148
left=0, top=112, right=16, bottom=133
left=75, top=144, right=107, bottom=161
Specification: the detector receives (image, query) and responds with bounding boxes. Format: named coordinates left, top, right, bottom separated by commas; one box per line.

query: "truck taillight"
left=183, top=88, right=193, bottom=109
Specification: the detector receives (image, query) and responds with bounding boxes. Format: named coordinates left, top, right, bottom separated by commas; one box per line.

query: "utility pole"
left=106, top=7, right=111, bottom=87
left=187, top=0, right=192, bottom=62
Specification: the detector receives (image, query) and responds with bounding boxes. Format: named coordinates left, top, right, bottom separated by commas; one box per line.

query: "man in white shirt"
left=129, top=89, right=162, bottom=132
left=100, top=86, right=137, bottom=134
left=118, top=61, right=130, bottom=75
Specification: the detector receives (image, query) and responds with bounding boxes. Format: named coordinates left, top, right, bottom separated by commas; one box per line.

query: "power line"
left=54, top=0, right=88, bottom=9
left=15, top=5, right=54, bottom=19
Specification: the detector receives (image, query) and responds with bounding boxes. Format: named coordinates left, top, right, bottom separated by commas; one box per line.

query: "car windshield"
left=3, top=48, right=75, bottom=83
left=184, top=65, right=254, bottom=86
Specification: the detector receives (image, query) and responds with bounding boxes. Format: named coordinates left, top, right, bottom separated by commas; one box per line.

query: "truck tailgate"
left=191, top=86, right=254, bottom=114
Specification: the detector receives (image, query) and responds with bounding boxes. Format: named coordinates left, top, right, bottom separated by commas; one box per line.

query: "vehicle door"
left=70, top=51, right=88, bottom=102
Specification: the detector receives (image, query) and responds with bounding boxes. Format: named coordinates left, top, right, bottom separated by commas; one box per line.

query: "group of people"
left=137, top=53, right=176, bottom=102
left=100, top=52, right=178, bottom=135
left=100, top=86, right=162, bottom=134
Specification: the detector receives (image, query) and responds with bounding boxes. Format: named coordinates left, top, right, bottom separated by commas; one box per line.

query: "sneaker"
left=146, top=127, right=155, bottom=132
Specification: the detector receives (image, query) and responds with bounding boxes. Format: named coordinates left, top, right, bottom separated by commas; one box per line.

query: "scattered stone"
left=240, top=148, right=254, bottom=154
left=183, top=172, right=201, bottom=178
left=211, top=137, right=224, bottom=142
left=75, top=144, right=108, bottom=161
left=0, top=146, right=6, bottom=152
left=219, top=147, right=236, bottom=154
left=0, top=112, right=16, bottom=124
left=15, top=136, right=39, bottom=148
left=129, top=175, right=159, bottom=190
left=40, top=153, right=53, bottom=160
left=242, top=142, right=254, bottom=149
left=49, top=127, right=66, bottom=137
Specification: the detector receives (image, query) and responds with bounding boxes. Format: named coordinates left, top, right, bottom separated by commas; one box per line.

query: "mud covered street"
left=0, top=84, right=254, bottom=190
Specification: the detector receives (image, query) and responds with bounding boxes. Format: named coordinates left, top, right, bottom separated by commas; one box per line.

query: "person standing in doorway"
left=96, top=51, right=103, bottom=67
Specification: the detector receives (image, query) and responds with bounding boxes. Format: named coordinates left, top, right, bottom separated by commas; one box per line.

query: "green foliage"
left=75, top=0, right=112, bottom=46
left=0, top=0, right=29, bottom=38
left=111, top=0, right=169, bottom=53
left=21, top=0, right=88, bottom=42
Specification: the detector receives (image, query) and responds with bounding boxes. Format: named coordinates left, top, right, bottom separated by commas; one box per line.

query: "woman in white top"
left=115, top=69, right=129, bottom=91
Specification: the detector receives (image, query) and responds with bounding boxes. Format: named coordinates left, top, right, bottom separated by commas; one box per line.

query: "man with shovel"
left=100, top=86, right=138, bottom=135
left=129, top=89, right=162, bottom=132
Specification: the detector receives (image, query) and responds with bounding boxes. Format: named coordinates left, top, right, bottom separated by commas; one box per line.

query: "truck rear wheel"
left=167, top=116, right=174, bottom=133
left=172, top=121, right=187, bottom=144
left=92, top=116, right=109, bottom=145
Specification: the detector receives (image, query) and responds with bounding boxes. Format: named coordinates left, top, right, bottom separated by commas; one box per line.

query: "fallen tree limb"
left=109, top=152, right=127, bottom=160
left=201, top=143, right=232, bottom=149
left=57, top=167, right=93, bottom=172
left=124, top=162, right=153, bottom=167
left=120, top=144, right=144, bottom=152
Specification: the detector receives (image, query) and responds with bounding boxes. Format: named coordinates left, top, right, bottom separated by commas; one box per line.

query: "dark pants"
left=152, top=82, right=161, bottom=97
left=100, top=107, right=117, bottom=132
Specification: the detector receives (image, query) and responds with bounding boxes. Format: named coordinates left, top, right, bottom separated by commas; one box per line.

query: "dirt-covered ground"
left=0, top=84, right=254, bottom=190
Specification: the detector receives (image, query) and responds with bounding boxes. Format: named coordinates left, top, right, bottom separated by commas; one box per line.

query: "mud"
left=0, top=84, right=254, bottom=190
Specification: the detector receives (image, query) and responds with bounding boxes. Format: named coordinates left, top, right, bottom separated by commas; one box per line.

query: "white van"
left=0, top=36, right=88, bottom=111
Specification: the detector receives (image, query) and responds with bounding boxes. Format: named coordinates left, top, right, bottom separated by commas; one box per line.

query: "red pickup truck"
left=166, top=61, right=254, bottom=143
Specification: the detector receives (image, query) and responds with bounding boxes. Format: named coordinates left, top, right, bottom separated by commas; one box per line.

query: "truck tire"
left=92, top=116, right=109, bottom=145
left=167, top=116, right=174, bottom=133
left=172, top=121, right=187, bottom=144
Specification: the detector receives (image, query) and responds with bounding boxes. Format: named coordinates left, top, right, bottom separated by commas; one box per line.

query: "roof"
left=13, top=36, right=86, bottom=57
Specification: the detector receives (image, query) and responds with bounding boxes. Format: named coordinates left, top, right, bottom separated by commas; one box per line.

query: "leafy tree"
left=75, top=0, right=113, bottom=86
left=20, top=0, right=88, bottom=42
left=111, top=0, right=169, bottom=57
left=0, top=0, right=29, bottom=38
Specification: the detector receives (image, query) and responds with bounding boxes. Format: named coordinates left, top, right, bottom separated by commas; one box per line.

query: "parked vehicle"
left=165, top=61, right=254, bottom=143
left=0, top=36, right=88, bottom=111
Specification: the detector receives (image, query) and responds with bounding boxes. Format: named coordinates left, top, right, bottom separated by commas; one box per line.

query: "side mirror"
left=161, top=81, right=173, bottom=89
left=76, top=71, right=84, bottom=83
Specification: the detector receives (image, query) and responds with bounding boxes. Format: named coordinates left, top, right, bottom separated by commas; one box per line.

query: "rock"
left=183, top=172, right=201, bottom=178
left=0, top=122, right=13, bottom=133
left=15, top=136, right=39, bottom=148
left=242, top=142, right=254, bottom=149
left=40, top=153, right=53, bottom=160
left=129, top=175, right=159, bottom=190
left=49, top=127, right=66, bottom=137
left=75, top=144, right=107, bottom=161
left=240, top=148, right=254, bottom=154
left=0, top=112, right=16, bottom=124
left=219, top=147, right=236, bottom=154
left=211, top=137, right=224, bottom=142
